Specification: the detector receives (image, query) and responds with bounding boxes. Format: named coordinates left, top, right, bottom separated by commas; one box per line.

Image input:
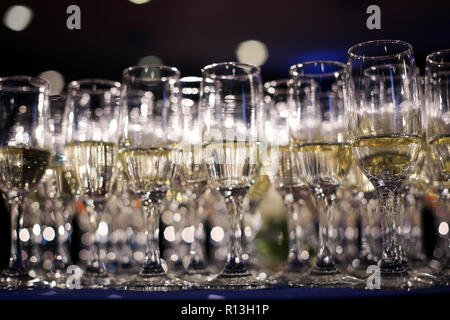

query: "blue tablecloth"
left=0, top=286, right=449, bottom=300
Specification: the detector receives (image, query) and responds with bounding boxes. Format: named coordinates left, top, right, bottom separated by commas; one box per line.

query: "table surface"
left=0, top=286, right=449, bottom=300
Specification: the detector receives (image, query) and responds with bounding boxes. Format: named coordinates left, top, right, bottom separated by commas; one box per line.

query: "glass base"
left=0, top=268, right=45, bottom=290
left=270, top=267, right=308, bottom=286
left=122, top=273, right=191, bottom=291
left=43, top=270, right=69, bottom=289
left=113, top=270, right=139, bottom=287
left=347, top=260, right=379, bottom=279
left=289, top=268, right=362, bottom=288
left=408, top=270, right=437, bottom=289
left=353, top=269, right=436, bottom=290
left=80, top=271, right=114, bottom=289
left=438, top=270, right=450, bottom=286
left=200, top=270, right=272, bottom=290
left=182, top=268, right=217, bottom=286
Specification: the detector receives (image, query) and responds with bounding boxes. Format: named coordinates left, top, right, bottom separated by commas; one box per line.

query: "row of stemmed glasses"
left=0, top=41, right=449, bottom=291
left=263, top=40, right=448, bottom=290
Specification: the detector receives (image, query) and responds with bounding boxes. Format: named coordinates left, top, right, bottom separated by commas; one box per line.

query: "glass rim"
left=289, top=61, right=346, bottom=79
left=426, top=48, right=450, bottom=67
left=68, top=78, right=121, bottom=91
left=122, top=65, right=181, bottom=81
left=201, top=62, right=261, bottom=80
left=363, top=62, right=415, bottom=75
left=0, top=75, right=49, bottom=92
left=348, top=39, right=414, bottom=61
left=181, top=76, right=202, bottom=83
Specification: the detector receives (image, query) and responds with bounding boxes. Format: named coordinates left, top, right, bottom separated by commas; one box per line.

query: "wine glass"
left=63, top=79, right=121, bottom=288
left=179, top=76, right=215, bottom=283
left=289, top=61, right=359, bottom=288
left=347, top=40, right=427, bottom=289
left=119, top=65, right=189, bottom=291
left=425, top=48, right=450, bottom=286
left=38, top=94, right=76, bottom=288
left=0, top=76, right=52, bottom=290
left=200, top=62, right=270, bottom=290
left=263, top=79, right=313, bottom=285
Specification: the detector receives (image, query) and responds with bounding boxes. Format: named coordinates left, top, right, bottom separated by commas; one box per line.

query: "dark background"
left=0, top=0, right=449, bottom=82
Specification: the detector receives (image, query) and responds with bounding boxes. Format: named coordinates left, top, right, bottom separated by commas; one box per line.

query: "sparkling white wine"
left=64, top=141, right=118, bottom=202
left=344, top=149, right=375, bottom=193
left=41, top=162, right=78, bottom=201
left=203, top=140, right=262, bottom=190
left=246, top=174, right=271, bottom=202
left=429, top=134, right=450, bottom=178
left=119, top=147, right=179, bottom=194
left=267, top=145, right=303, bottom=187
left=291, top=141, right=352, bottom=187
left=346, top=163, right=375, bottom=193
left=352, top=135, right=422, bottom=183
left=0, top=147, right=50, bottom=192
left=181, top=144, right=208, bottom=186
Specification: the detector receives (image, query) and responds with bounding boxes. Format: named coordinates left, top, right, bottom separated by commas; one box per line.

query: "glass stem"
left=442, top=187, right=450, bottom=269
left=283, top=189, right=306, bottom=270
left=185, top=193, right=206, bottom=272
left=223, top=193, right=246, bottom=274
left=396, top=191, right=410, bottom=269
left=286, top=198, right=299, bottom=265
left=141, top=196, right=164, bottom=275
left=314, top=193, right=336, bottom=272
left=7, top=194, right=25, bottom=271
left=86, top=201, right=106, bottom=274
left=55, top=214, right=69, bottom=271
left=377, top=188, right=405, bottom=273
left=359, top=192, right=374, bottom=261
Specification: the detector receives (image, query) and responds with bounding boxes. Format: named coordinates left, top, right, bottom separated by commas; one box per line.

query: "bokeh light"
left=438, top=222, right=449, bottom=236
left=129, top=0, right=152, bottom=4
left=39, top=70, right=64, bottom=95
left=137, top=55, right=163, bottom=66
left=235, top=40, right=269, bottom=67
left=3, top=5, right=33, bottom=32
left=163, top=226, right=176, bottom=242
left=210, top=226, right=224, bottom=242
left=43, top=226, right=56, bottom=242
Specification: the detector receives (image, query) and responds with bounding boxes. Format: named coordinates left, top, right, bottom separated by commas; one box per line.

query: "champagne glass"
left=179, top=76, right=214, bottom=283
left=347, top=40, right=425, bottom=289
left=425, top=48, right=450, bottom=286
left=0, top=76, right=52, bottom=290
left=38, top=94, right=76, bottom=287
left=63, top=79, right=121, bottom=288
left=200, top=62, right=269, bottom=290
left=119, top=65, right=189, bottom=291
left=263, top=79, right=312, bottom=285
left=289, top=61, right=359, bottom=288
